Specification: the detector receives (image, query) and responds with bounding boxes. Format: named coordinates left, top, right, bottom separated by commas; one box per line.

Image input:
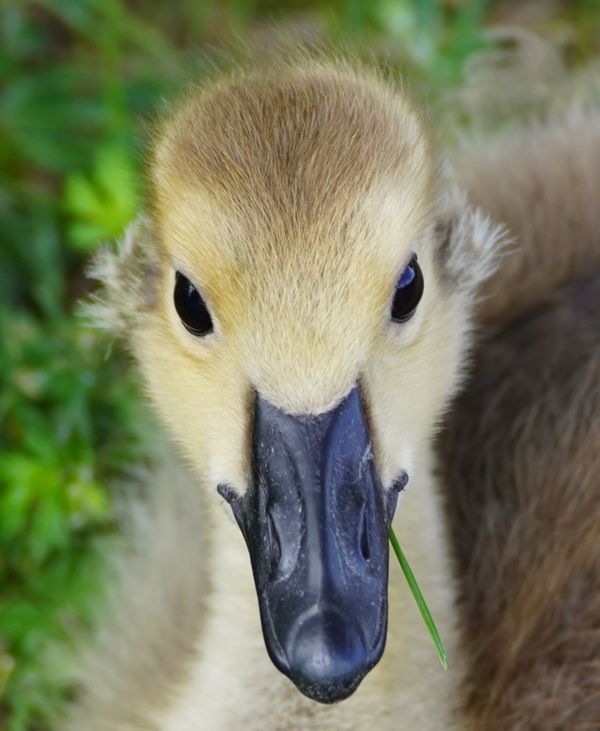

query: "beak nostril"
left=359, top=502, right=370, bottom=562
left=267, top=511, right=281, bottom=574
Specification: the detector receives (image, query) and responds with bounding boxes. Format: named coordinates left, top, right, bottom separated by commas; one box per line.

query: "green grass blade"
left=389, top=527, right=447, bottom=670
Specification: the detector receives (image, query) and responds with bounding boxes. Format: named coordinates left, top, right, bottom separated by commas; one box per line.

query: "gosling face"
left=117, top=63, right=482, bottom=703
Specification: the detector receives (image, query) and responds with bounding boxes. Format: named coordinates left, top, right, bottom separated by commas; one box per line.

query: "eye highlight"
left=173, top=272, right=214, bottom=337
left=391, top=256, right=424, bottom=323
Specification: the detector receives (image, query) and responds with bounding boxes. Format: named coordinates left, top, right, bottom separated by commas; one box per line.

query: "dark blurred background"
left=1, top=1, right=598, bottom=728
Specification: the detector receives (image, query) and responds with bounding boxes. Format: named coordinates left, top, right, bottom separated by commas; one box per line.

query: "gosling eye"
left=173, top=272, right=214, bottom=336
left=391, top=255, right=424, bottom=323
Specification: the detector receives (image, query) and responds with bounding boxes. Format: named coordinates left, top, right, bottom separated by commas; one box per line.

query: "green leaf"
left=389, top=527, right=447, bottom=670
left=63, top=144, right=140, bottom=251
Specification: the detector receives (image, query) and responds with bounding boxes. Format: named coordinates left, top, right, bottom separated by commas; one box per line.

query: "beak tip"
left=279, top=608, right=384, bottom=704
left=293, top=676, right=364, bottom=705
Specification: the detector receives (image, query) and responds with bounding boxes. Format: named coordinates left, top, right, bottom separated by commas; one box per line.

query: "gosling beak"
left=218, top=385, right=402, bottom=704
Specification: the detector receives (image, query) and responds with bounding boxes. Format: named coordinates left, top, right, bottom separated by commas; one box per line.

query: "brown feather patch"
left=440, top=274, right=600, bottom=730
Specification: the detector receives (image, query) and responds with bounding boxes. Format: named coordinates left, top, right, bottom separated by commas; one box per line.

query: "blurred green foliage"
left=0, top=0, right=598, bottom=728
left=1, top=1, right=178, bottom=726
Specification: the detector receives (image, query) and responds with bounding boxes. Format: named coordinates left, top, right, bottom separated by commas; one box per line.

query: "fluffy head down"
left=91, top=59, right=505, bottom=495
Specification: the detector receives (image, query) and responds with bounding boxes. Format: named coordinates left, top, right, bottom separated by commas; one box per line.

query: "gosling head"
left=93, top=59, right=503, bottom=704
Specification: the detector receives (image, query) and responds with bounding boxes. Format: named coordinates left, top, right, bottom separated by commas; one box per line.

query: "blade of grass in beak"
left=388, top=527, right=448, bottom=670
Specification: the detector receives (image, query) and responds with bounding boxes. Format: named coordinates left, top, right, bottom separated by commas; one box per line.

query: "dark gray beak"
left=218, top=384, right=402, bottom=703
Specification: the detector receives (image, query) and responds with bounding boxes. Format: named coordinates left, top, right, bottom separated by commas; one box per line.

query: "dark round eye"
left=391, top=256, right=424, bottom=323
left=174, top=272, right=214, bottom=336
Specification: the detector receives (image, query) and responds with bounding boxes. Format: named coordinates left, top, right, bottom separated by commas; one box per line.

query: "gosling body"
left=65, top=58, right=600, bottom=730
